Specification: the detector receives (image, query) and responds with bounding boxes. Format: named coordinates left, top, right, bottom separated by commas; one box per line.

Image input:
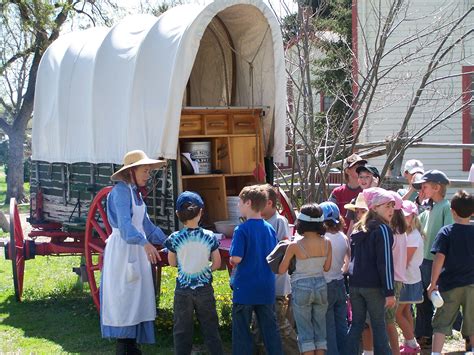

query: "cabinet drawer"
left=179, top=115, right=203, bottom=136
left=230, top=137, right=257, bottom=173
left=205, top=115, right=229, bottom=135
left=232, top=115, right=257, bottom=134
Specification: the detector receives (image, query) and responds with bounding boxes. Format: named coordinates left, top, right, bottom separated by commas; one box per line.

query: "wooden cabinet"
left=178, top=108, right=265, bottom=227
left=230, top=136, right=257, bottom=174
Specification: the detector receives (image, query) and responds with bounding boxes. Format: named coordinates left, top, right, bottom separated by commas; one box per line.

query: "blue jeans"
left=291, top=276, right=328, bottom=352
left=347, top=287, right=391, bottom=355
left=173, top=284, right=223, bottom=355
left=232, top=303, right=283, bottom=355
left=415, top=259, right=433, bottom=338
left=326, top=279, right=348, bottom=355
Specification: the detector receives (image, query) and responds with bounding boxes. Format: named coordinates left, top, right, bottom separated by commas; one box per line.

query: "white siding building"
left=354, top=0, right=473, bottom=195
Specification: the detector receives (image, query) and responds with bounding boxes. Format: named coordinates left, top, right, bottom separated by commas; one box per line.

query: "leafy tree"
left=0, top=0, right=118, bottom=203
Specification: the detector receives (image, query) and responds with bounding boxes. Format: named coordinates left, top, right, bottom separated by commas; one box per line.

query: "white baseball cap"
left=404, top=159, right=424, bottom=175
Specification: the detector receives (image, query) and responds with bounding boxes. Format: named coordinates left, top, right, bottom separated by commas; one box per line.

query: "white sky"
left=116, top=0, right=297, bottom=18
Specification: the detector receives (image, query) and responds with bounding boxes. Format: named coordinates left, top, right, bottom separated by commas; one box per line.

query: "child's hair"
left=262, top=184, right=278, bottom=208
left=390, top=209, right=407, bottom=234
left=406, top=214, right=423, bottom=235
left=176, top=202, right=201, bottom=223
left=427, top=181, right=447, bottom=197
left=354, top=209, right=386, bottom=233
left=324, top=216, right=345, bottom=233
left=451, top=190, right=474, bottom=218
left=296, top=203, right=326, bottom=235
left=239, top=185, right=267, bottom=212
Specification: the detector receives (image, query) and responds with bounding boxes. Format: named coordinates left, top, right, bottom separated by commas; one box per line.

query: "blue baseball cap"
left=319, top=201, right=340, bottom=224
left=412, top=169, right=450, bottom=190
left=176, top=191, right=204, bottom=211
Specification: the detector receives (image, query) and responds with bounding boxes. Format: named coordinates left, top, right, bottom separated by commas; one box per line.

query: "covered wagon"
left=5, top=0, right=294, bottom=310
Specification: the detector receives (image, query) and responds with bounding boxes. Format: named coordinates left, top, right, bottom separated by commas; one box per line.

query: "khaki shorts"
left=432, top=284, right=474, bottom=336
left=385, top=281, right=403, bottom=324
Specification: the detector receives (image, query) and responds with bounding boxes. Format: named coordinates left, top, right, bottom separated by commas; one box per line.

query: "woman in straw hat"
left=101, top=150, right=167, bottom=354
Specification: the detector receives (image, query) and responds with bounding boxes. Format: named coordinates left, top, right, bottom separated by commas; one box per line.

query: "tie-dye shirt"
left=164, top=227, right=220, bottom=289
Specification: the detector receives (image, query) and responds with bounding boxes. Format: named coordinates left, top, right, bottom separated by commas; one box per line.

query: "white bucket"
left=226, top=196, right=241, bottom=220
left=183, top=141, right=212, bottom=174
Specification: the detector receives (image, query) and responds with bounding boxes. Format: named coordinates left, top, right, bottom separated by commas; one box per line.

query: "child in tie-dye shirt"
left=164, top=191, right=223, bottom=355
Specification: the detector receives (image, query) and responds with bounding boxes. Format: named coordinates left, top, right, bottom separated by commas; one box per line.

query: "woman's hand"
left=144, top=242, right=161, bottom=264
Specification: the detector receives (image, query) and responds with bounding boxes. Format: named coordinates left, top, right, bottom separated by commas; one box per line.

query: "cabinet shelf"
left=181, top=173, right=256, bottom=179
left=179, top=133, right=256, bottom=138
left=178, top=108, right=264, bottom=225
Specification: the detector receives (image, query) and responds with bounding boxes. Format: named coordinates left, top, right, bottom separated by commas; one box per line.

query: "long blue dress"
left=100, top=181, right=167, bottom=343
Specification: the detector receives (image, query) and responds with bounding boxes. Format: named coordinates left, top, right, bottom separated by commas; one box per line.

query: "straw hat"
left=344, top=193, right=368, bottom=211
left=111, top=150, right=167, bottom=181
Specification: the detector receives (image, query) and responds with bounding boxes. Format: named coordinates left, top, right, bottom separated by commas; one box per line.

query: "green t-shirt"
left=419, top=198, right=453, bottom=260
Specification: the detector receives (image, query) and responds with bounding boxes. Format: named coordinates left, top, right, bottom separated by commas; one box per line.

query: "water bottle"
left=430, top=290, right=444, bottom=308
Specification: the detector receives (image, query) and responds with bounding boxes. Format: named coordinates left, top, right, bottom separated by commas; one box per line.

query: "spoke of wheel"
left=88, top=241, right=104, bottom=253
left=90, top=219, right=108, bottom=241
left=96, top=203, right=112, bottom=235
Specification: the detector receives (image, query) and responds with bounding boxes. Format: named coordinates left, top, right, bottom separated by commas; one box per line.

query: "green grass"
left=0, top=166, right=233, bottom=353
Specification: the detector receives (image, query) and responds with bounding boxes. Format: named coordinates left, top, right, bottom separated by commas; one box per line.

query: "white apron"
left=101, top=185, right=156, bottom=326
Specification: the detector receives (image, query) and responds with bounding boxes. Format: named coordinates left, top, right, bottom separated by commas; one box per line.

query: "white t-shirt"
left=267, top=212, right=291, bottom=296
left=324, top=231, right=349, bottom=283
left=405, top=229, right=424, bottom=284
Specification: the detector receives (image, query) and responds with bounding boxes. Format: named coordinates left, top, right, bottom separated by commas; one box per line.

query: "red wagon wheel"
left=84, top=186, right=113, bottom=312
left=276, top=186, right=296, bottom=227
left=9, top=198, right=26, bottom=302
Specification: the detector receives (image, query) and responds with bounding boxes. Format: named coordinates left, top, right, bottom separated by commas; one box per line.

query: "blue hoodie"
left=350, top=221, right=395, bottom=297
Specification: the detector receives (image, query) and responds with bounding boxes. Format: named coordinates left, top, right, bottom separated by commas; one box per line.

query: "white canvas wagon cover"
left=32, top=0, right=286, bottom=165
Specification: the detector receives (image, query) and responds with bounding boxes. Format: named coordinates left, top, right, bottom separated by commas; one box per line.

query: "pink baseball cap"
left=402, top=200, right=419, bottom=216
left=388, top=191, right=403, bottom=210
left=362, top=187, right=396, bottom=209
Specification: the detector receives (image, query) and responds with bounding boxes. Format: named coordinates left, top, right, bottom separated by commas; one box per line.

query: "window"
left=462, top=66, right=474, bottom=171
left=320, top=93, right=335, bottom=112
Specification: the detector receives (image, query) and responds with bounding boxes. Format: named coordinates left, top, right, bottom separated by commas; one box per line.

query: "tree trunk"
left=6, top=129, right=26, bottom=203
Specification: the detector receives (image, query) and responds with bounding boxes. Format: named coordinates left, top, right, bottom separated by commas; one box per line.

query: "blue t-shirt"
left=431, top=223, right=474, bottom=292
left=164, top=227, right=219, bottom=290
left=230, top=219, right=277, bottom=304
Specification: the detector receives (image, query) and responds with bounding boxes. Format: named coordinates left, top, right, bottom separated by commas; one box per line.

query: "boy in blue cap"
left=164, top=191, right=223, bottom=355
left=411, top=170, right=453, bottom=349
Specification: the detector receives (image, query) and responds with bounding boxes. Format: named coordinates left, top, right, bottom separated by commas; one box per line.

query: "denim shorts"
left=399, top=281, right=424, bottom=304
left=291, top=276, right=328, bottom=352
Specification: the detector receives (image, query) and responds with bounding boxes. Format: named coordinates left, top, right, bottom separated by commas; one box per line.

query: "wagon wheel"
left=276, top=186, right=296, bottom=227
left=84, top=186, right=113, bottom=312
left=9, top=198, right=25, bottom=302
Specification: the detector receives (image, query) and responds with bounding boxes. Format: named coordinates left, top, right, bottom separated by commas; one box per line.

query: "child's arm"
left=278, top=243, right=296, bottom=274
left=406, top=246, right=417, bottom=267
left=167, top=251, right=177, bottom=267
left=427, top=252, right=446, bottom=295
left=375, top=224, right=395, bottom=298
left=342, top=235, right=351, bottom=273
left=210, top=249, right=221, bottom=271
left=323, top=239, right=332, bottom=272
left=230, top=256, right=242, bottom=266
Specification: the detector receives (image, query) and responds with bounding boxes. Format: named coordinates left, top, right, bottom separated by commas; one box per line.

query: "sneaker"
left=400, top=344, right=421, bottom=353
